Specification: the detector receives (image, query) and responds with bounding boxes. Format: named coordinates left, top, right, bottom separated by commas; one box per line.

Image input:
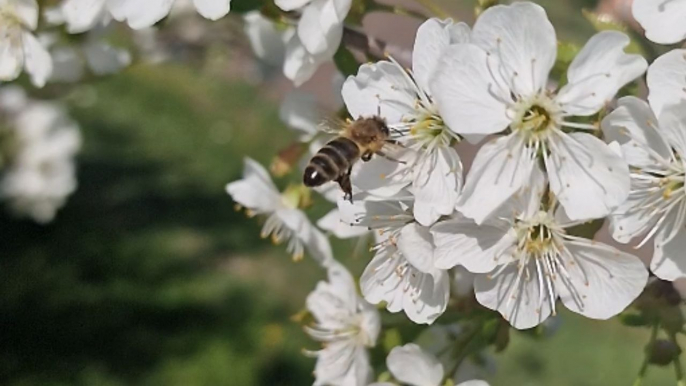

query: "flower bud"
left=647, top=339, right=681, bottom=366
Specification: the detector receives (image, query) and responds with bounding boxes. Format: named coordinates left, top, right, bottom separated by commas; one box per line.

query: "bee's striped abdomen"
left=303, top=137, right=360, bottom=187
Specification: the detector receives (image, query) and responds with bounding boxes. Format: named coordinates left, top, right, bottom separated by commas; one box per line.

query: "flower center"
left=281, top=184, right=312, bottom=209
left=515, top=211, right=563, bottom=258
left=510, top=93, right=561, bottom=142
left=404, top=99, right=457, bottom=150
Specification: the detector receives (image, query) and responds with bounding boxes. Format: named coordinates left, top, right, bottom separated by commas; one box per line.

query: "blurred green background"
left=0, top=0, right=682, bottom=385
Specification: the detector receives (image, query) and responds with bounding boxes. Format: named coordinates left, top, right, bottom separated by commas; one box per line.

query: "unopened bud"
left=647, top=339, right=681, bottom=366
left=271, top=143, right=307, bottom=177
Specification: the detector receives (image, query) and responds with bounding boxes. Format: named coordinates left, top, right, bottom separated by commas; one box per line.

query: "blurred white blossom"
left=632, top=0, right=686, bottom=45
left=0, top=0, right=53, bottom=87
left=0, top=87, right=81, bottom=223
left=305, top=261, right=380, bottom=386
left=243, top=11, right=294, bottom=67
left=226, top=157, right=334, bottom=265
left=603, top=49, right=686, bottom=280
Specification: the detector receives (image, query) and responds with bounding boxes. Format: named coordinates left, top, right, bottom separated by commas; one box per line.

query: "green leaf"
left=334, top=46, right=360, bottom=78
left=620, top=313, right=650, bottom=327
left=231, top=0, right=266, bottom=14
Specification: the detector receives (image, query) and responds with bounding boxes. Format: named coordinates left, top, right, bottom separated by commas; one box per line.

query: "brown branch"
left=342, top=27, right=413, bottom=66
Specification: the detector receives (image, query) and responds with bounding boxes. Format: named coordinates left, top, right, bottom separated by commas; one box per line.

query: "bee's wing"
left=317, top=117, right=347, bottom=135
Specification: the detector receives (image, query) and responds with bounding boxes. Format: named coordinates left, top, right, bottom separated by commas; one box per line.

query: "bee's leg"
left=376, top=150, right=406, bottom=164
left=361, top=152, right=373, bottom=162
left=337, top=168, right=353, bottom=202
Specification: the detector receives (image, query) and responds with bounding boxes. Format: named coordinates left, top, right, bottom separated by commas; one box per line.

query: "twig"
left=342, top=27, right=413, bottom=66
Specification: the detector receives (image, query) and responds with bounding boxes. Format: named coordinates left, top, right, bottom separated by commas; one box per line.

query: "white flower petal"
left=413, top=18, right=470, bottom=93
left=458, top=381, right=490, bottom=386
left=123, top=0, right=174, bottom=29
left=283, top=33, right=332, bottom=86
left=657, top=101, right=686, bottom=157
left=342, top=61, right=416, bottom=123
left=275, top=0, right=312, bottom=11
left=558, top=238, right=648, bottom=319
left=193, top=0, right=230, bottom=20
left=457, top=135, right=535, bottom=224
left=22, top=32, right=53, bottom=88
left=313, top=342, right=373, bottom=386
left=225, top=158, right=281, bottom=212
left=278, top=208, right=334, bottom=266
left=361, top=246, right=449, bottom=324
left=398, top=223, right=435, bottom=274
left=652, top=211, right=686, bottom=281
left=336, top=193, right=408, bottom=228
left=633, top=0, right=686, bottom=44
left=317, top=208, right=369, bottom=239
left=474, top=263, right=553, bottom=330
left=470, top=2, right=556, bottom=95
left=556, top=31, right=647, bottom=116
left=413, top=147, right=462, bottom=226
left=386, top=344, right=444, bottom=386
left=647, top=49, right=686, bottom=118
left=0, top=29, right=23, bottom=81
left=11, top=0, right=39, bottom=30
left=244, top=12, right=292, bottom=66
left=601, top=96, right=671, bottom=168
left=546, top=131, right=630, bottom=221
left=61, top=0, right=106, bottom=33
left=608, top=189, right=660, bottom=245
left=431, top=217, right=514, bottom=273
left=279, top=90, right=320, bottom=140
left=351, top=154, right=412, bottom=197
left=430, top=43, right=510, bottom=136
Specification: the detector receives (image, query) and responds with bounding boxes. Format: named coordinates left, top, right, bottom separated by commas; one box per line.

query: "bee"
left=303, top=116, right=399, bottom=202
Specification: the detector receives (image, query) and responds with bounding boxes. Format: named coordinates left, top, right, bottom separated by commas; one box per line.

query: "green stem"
left=670, top=333, right=685, bottom=386
left=412, top=0, right=450, bottom=19
left=445, top=325, right=482, bottom=380
left=634, top=323, right=660, bottom=386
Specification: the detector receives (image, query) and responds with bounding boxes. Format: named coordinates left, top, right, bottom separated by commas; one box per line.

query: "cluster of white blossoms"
left=0, top=87, right=81, bottom=223
left=226, top=1, right=686, bottom=383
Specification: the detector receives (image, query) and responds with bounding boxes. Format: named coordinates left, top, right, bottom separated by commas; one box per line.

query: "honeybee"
left=303, top=116, right=399, bottom=202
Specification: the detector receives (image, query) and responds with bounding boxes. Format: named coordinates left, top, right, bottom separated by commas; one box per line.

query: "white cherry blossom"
left=305, top=261, right=380, bottom=386
left=632, top=0, right=686, bottom=45
left=430, top=2, right=646, bottom=224
left=226, top=158, right=333, bottom=266
left=276, top=0, right=349, bottom=57
left=369, top=343, right=489, bottom=386
left=431, top=167, right=648, bottom=329
left=338, top=192, right=450, bottom=324
left=602, top=49, right=686, bottom=281
left=342, top=18, right=468, bottom=226
left=0, top=0, right=53, bottom=87
left=0, top=87, right=81, bottom=223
